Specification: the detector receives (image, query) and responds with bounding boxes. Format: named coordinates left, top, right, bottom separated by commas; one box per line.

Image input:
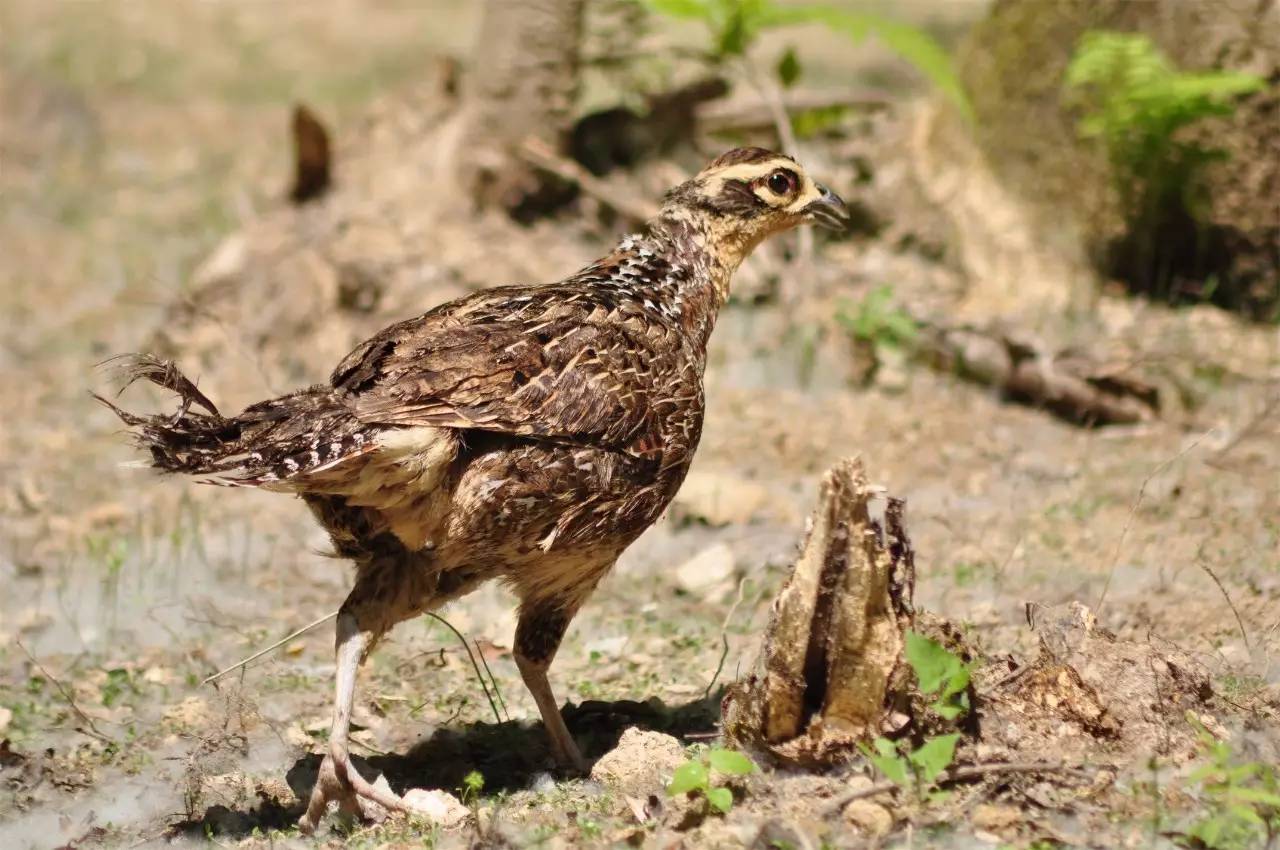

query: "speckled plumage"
left=100, top=147, right=847, bottom=828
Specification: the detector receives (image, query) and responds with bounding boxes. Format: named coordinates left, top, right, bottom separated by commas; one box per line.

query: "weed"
left=577, top=816, right=604, bottom=840
left=862, top=734, right=959, bottom=804
left=667, top=747, right=756, bottom=814
left=836, top=285, right=918, bottom=353
left=99, top=667, right=138, bottom=708
left=950, top=560, right=989, bottom=588
left=1180, top=714, right=1280, bottom=849
left=1216, top=674, right=1266, bottom=703
left=460, top=769, right=485, bottom=805
left=861, top=631, right=972, bottom=801
left=904, top=631, right=971, bottom=720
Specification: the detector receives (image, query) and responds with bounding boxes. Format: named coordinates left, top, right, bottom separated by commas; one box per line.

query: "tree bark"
left=459, top=0, right=586, bottom=209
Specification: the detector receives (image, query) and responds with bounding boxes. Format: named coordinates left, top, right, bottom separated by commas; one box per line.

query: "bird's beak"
left=804, top=184, right=849, bottom=230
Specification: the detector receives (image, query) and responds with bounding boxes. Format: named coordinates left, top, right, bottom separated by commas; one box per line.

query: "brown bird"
left=100, top=147, right=847, bottom=830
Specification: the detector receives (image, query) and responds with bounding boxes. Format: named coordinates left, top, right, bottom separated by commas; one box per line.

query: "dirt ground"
left=2, top=2, right=1278, bottom=849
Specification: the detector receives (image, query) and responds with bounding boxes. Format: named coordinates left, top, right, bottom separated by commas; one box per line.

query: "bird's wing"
left=331, top=283, right=676, bottom=458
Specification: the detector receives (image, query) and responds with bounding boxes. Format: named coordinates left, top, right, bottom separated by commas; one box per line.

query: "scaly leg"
left=514, top=603, right=588, bottom=773
left=299, top=611, right=407, bottom=833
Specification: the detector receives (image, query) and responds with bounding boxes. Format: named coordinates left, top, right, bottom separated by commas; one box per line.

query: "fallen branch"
left=824, top=760, right=1096, bottom=814
left=16, top=639, right=112, bottom=743
left=201, top=610, right=338, bottom=686
left=917, top=322, right=1160, bottom=426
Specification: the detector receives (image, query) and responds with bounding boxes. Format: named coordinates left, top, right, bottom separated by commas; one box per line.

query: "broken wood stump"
left=722, top=457, right=916, bottom=766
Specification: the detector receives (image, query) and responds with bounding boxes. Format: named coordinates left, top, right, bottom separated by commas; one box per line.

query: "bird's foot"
left=550, top=734, right=590, bottom=776
left=298, top=751, right=407, bottom=834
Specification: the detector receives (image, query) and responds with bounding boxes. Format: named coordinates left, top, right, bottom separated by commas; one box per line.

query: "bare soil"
left=2, top=2, right=1277, bottom=849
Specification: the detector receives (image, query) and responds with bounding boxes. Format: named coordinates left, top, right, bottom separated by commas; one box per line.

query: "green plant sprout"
left=1181, top=713, right=1280, bottom=850
left=642, top=0, right=971, bottom=120
left=667, top=747, right=757, bottom=814
left=904, top=630, right=971, bottom=720
left=862, top=733, right=959, bottom=802
left=460, top=769, right=485, bottom=806
left=836, top=285, right=918, bottom=353
left=861, top=630, right=972, bottom=801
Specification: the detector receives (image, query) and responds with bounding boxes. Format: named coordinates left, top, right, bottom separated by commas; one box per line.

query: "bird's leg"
left=299, top=610, right=406, bottom=833
left=514, top=602, right=588, bottom=773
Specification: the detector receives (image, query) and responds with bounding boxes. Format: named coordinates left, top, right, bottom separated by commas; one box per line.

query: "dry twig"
left=425, top=612, right=506, bottom=724
left=824, top=761, right=1096, bottom=814
left=1095, top=429, right=1215, bottom=613
left=1198, top=560, right=1250, bottom=651
left=704, top=576, right=749, bottom=700
left=201, top=610, right=338, bottom=686
left=16, top=639, right=112, bottom=742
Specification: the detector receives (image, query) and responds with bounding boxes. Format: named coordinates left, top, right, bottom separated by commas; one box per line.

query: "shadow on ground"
left=172, top=693, right=722, bottom=839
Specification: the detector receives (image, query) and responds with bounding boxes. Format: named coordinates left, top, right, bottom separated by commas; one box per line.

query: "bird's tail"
left=95, top=354, right=245, bottom=474
left=95, top=354, right=368, bottom=486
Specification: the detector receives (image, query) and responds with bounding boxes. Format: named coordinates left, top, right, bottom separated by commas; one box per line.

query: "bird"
left=99, top=147, right=847, bottom=831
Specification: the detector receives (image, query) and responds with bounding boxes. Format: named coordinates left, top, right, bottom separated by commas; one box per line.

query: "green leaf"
left=773, top=5, right=972, bottom=120
left=905, top=631, right=961, bottom=696
left=862, top=738, right=910, bottom=786
left=776, top=46, right=802, bottom=88
left=667, top=760, right=709, bottom=796
left=908, top=733, right=959, bottom=784
left=930, top=698, right=962, bottom=720
left=708, top=748, right=757, bottom=776
left=706, top=786, right=734, bottom=813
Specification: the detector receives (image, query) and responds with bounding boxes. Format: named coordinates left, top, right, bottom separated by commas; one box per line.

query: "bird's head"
left=655, top=147, right=848, bottom=266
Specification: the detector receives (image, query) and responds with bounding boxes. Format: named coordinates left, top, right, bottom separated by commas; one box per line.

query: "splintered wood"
left=723, top=457, right=915, bottom=766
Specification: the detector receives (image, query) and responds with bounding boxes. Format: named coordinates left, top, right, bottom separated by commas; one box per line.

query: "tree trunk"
left=458, top=0, right=586, bottom=210
left=953, top=0, right=1279, bottom=319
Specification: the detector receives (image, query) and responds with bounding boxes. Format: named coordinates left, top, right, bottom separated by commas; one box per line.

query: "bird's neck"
left=634, top=210, right=753, bottom=348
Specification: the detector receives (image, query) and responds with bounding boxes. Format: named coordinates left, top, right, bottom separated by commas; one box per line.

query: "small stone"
left=842, top=799, right=893, bottom=837
left=675, top=542, right=736, bottom=595
left=755, top=820, right=814, bottom=850
left=163, top=696, right=212, bottom=731
left=972, top=804, right=1021, bottom=832
left=590, top=728, right=686, bottom=797
left=0, top=707, right=11, bottom=733
left=403, top=788, right=470, bottom=828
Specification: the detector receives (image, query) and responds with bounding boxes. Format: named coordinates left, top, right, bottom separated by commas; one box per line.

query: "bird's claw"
left=298, top=752, right=407, bottom=834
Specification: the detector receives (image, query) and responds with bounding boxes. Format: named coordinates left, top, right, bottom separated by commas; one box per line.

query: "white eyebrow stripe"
left=711, top=161, right=793, bottom=184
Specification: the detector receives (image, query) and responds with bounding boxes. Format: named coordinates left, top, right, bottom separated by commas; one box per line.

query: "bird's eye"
left=767, top=170, right=795, bottom=195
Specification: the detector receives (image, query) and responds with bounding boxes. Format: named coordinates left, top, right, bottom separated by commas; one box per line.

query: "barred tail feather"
left=94, top=354, right=243, bottom=476
left=95, top=354, right=371, bottom=487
